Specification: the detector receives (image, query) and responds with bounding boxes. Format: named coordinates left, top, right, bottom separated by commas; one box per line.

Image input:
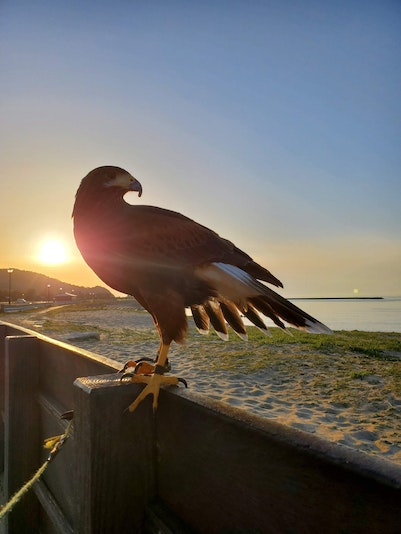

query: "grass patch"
left=40, top=319, right=94, bottom=334
left=246, top=328, right=401, bottom=359
left=48, top=303, right=108, bottom=314
left=350, top=371, right=371, bottom=380
left=104, top=327, right=159, bottom=344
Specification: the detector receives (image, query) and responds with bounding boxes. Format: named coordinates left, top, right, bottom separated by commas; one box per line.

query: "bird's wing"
left=121, top=205, right=282, bottom=287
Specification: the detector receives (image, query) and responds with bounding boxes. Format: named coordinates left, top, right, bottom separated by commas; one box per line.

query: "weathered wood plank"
left=34, top=479, right=73, bottom=534
left=156, top=388, right=401, bottom=534
left=38, top=394, right=76, bottom=527
left=144, top=499, right=195, bottom=533
left=4, top=335, right=40, bottom=533
left=0, top=324, right=7, bottom=474
left=73, top=375, right=156, bottom=533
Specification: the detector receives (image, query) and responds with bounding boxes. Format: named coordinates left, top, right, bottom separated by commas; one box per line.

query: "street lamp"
left=47, top=284, right=51, bottom=302
left=7, top=268, right=13, bottom=305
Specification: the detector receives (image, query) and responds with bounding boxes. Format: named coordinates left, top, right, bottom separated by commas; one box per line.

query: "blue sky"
left=1, top=1, right=400, bottom=296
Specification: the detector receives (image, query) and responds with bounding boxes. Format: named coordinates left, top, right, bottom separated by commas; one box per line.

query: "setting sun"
left=38, top=239, right=68, bottom=265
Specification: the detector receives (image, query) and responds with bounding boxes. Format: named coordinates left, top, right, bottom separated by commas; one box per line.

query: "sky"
left=1, top=0, right=400, bottom=297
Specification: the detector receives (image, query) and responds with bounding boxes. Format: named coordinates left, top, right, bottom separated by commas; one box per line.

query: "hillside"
left=0, top=268, right=114, bottom=301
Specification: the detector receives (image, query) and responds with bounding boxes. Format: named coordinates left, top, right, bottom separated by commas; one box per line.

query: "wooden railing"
left=1, top=320, right=401, bottom=533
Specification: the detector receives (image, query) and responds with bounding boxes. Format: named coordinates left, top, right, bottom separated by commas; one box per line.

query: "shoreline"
left=290, top=296, right=384, bottom=300
left=2, top=303, right=401, bottom=464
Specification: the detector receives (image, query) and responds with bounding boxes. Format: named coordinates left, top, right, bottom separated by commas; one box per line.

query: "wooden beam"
left=34, top=479, right=74, bottom=534
left=4, top=335, right=40, bottom=533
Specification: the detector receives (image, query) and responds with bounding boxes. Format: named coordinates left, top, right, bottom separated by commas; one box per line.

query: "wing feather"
left=243, top=305, right=271, bottom=336
left=119, top=206, right=282, bottom=287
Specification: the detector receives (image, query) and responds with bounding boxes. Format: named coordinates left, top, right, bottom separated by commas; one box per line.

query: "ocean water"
left=286, top=297, right=401, bottom=333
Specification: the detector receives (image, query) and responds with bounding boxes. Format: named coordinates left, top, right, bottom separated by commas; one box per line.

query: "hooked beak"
left=129, top=178, right=143, bottom=197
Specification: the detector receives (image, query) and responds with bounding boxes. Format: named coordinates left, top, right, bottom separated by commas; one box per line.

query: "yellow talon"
left=128, top=373, right=180, bottom=412
left=124, top=342, right=186, bottom=412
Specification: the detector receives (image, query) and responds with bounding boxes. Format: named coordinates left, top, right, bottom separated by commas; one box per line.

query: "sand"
left=5, top=302, right=401, bottom=465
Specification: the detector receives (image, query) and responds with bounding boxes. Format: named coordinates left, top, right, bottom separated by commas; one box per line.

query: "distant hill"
left=0, top=268, right=114, bottom=301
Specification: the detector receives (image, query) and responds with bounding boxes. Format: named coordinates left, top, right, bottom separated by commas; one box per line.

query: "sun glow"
left=38, top=239, right=68, bottom=265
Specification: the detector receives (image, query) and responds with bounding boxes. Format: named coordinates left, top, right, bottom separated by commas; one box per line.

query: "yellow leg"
left=127, top=343, right=181, bottom=412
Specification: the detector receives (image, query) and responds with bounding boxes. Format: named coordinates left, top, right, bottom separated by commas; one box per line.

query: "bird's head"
left=101, top=166, right=143, bottom=197
left=78, top=166, right=142, bottom=197
left=73, top=166, right=142, bottom=219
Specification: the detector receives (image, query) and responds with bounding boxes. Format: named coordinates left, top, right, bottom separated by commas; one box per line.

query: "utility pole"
left=7, top=268, right=14, bottom=305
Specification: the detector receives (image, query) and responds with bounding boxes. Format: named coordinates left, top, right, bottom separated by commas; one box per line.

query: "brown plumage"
left=73, top=165, right=331, bottom=411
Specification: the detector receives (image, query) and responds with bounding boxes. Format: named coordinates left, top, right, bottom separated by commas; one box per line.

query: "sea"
left=284, top=297, right=401, bottom=333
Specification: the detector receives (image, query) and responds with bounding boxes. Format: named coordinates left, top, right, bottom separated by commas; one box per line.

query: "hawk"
left=73, top=166, right=331, bottom=411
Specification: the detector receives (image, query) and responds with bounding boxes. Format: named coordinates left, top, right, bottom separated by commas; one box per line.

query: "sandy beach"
left=4, top=301, right=401, bottom=465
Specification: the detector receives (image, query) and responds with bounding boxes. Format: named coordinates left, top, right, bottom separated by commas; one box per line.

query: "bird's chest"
left=75, top=208, right=133, bottom=253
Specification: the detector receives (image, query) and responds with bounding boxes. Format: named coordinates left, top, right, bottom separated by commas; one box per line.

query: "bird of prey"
left=73, top=166, right=331, bottom=411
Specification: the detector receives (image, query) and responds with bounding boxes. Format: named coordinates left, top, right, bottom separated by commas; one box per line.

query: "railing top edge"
left=0, top=319, right=119, bottom=371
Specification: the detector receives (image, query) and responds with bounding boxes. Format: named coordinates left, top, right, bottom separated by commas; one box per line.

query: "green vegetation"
left=178, top=326, right=401, bottom=370
left=247, top=328, right=401, bottom=359
left=48, top=302, right=109, bottom=313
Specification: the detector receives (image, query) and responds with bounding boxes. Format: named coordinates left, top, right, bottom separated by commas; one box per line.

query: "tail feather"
left=203, top=300, right=229, bottom=341
left=220, top=301, right=248, bottom=340
left=191, top=305, right=210, bottom=335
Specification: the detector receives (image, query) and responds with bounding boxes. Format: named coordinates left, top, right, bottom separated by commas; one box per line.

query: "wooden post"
left=4, top=335, right=40, bottom=533
left=0, top=324, right=7, bottom=474
left=73, top=375, right=156, bottom=533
